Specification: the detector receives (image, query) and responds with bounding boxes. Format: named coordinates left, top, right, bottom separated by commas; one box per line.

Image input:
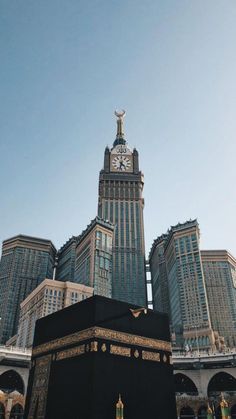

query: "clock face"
left=112, top=155, right=131, bottom=171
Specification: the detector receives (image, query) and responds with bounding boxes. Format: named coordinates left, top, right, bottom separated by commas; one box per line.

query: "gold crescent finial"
left=114, top=110, right=126, bottom=139
left=114, top=110, right=126, bottom=119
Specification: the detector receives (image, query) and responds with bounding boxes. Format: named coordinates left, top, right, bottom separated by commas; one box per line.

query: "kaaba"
left=24, top=296, right=177, bottom=419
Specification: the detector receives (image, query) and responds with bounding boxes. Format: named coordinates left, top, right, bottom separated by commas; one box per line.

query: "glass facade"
left=202, top=251, right=236, bottom=347
left=171, top=234, right=209, bottom=328
left=56, top=237, right=77, bottom=282
left=0, top=235, right=56, bottom=344
left=150, top=220, right=213, bottom=349
left=149, top=237, right=170, bottom=314
left=93, top=230, right=113, bottom=297
left=75, top=243, right=91, bottom=286
left=73, top=218, right=113, bottom=298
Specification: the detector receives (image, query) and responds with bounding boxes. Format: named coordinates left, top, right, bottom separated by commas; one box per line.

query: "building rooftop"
left=149, top=234, right=168, bottom=260
left=149, top=219, right=198, bottom=260
left=2, top=234, right=57, bottom=253
left=20, top=278, right=93, bottom=309
left=58, top=217, right=114, bottom=254
left=201, top=249, right=236, bottom=264
left=57, top=235, right=78, bottom=254
left=76, top=216, right=114, bottom=247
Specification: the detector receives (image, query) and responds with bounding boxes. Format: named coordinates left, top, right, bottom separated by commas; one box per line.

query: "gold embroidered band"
left=110, top=344, right=131, bottom=357
left=33, top=326, right=171, bottom=357
left=56, top=344, right=85, bottom=361
left=142, top=350, right=160, bottom=362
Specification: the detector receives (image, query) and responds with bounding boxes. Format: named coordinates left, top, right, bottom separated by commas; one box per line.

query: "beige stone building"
left=0, top=234, right=56, bottom=344
left=16, top=279, right=93, bottom=348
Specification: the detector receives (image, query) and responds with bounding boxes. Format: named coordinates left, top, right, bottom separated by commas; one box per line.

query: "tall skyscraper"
left=150, top=220, right=215, bottom=349
left=149, top=234, right=170, bottom=315
left=98, top=111, right=147, bottom=306
left=201, top=250, right=236, bottom=347
left=74, top=217, right=114, bottom=298
left=56, top=217, right=114, bottom=298
left=0, top=235, right=56, bottom=344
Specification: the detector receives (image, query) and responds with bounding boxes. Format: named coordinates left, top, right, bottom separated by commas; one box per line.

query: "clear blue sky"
left=1, top=1, right=236, bottom=257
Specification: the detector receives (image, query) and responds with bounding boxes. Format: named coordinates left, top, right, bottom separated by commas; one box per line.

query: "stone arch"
left=10, top=403, right=24, bottom=419
left=0, top=366, right=29, bottom=393
left=180, top=406, right=195, bottom=418
left=231, top=404, right=236, bottom=418
left=207, top=368, right=236, bottom=383
left=0, top=370, right=24, bottom=395
left=174, top=373, right=198, bottom=395
left=174, top=370, right=201, bottom=394
left=207, top=371, right=236, bottom=397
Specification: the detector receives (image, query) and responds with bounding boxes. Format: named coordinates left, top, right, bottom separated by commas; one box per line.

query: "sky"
left=0, top=0, right=236, bottom=257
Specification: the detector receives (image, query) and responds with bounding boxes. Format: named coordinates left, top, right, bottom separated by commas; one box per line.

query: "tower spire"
left=113, top=110, right=126, bottom=146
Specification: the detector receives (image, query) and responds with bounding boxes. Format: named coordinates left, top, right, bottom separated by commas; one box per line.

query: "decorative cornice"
left=149, top=219, right=199, bottom=260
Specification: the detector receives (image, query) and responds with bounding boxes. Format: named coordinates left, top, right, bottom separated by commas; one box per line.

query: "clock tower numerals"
left=112, top=155, right=131, bottom=172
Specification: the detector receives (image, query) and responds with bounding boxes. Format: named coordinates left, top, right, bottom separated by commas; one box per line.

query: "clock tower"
left=98, top=111, right=147, bottom=306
